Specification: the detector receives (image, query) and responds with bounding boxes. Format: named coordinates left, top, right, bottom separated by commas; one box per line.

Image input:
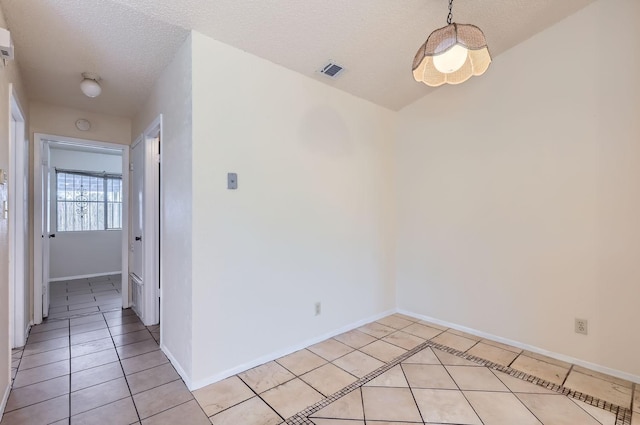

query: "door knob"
left=49, top=234, right=56, bottom=238
left=135, top=236, right=142, bottom=241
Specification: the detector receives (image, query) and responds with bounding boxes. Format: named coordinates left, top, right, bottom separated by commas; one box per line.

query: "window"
left=56, top=169, right=123, bottom=231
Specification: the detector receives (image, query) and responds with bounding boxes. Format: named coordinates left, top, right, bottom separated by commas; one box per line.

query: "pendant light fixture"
left=412, top=0, right=491, bottom=87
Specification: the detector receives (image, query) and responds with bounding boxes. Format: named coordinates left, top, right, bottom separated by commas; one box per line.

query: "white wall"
left=49, top=231, right=122, bottom=279
left=0, top=7, right=29, bottom=417
left=30, top=101, right=131, bottom=146
left=190, top=31, right=396, bottom=386
left=50, top=148, right=122, bottom=173
left=396, top=0, right=640, bottom=379
left=133, top=35, right=193, bottom=379
left=48, top=148, right=122, bottom=280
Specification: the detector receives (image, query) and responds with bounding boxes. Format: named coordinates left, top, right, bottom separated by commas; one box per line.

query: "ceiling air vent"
left=319, top=61, right=344, bottom=79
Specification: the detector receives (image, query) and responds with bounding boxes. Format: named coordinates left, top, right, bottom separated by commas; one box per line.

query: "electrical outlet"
left=314, top=302, right=321, bottom=316
left=575, top=318, right=588, bottom=335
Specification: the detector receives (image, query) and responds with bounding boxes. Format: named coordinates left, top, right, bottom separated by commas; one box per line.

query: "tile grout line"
left=514, top=351, right=573, bottom=372
left=56, top=304, right=144, bottom=421
left=106, top=315, right=201, bottom=423
left=234, top=372, right=286, bottom=423
left=104, top=310, right=142, bottom=424
left=140, top=398, right=196, bottom=423
left=67, top=318, right=72, bottom=423
left=508, top=387, right=548, bottom=425
left=3, top=391, right=70, bottom=417
left=359, top=382, right=366, bottom=424
left=287, top=334, right=633, bottom=425
left=562, top=363, right=575, bottom=387
left=284, top=317, right=427, bottom=423
left=399, top=363, right=426, bottom=424
left=274, top=351, right=329, bottom=380
left=69, top=328, right=176, bottom=420
left=439, top=351, right=487, bottom=425
left=10, top=347, right=25, bottom=385
left=567, top=396, right=625, bottom=425
left=515, top=392, right=559, bottom=425
left=2, top=325, right=69, bottom=416
left=287, top=339, right=430, bottom=424
left=200, top=380, right=260, bottom=421
left=631, top=384, right=636, bottom=425
left=281, top=315, right=423, bottom=424
left=174, top=370, right=211, bottom=424
left=426, top=340, right=633, bottom=424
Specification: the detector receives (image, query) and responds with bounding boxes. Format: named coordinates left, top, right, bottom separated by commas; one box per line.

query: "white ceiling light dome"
left=80, top=72, right=102, bottom=98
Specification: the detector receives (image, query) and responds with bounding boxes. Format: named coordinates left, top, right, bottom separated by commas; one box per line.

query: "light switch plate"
left=227, top=173, right=238, bottom=190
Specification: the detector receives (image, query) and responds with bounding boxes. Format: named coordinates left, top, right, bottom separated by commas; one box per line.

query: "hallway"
left=4, top=308, right=196, bottom=424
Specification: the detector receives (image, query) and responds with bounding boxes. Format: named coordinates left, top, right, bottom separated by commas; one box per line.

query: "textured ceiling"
left=1, top=0, right=596, bottom=117
left=0, top=0, right=190, bottom=117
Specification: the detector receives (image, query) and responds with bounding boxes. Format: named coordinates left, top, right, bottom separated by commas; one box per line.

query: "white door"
left=130, top=140, right=145, bottom=318
left=142, top=130, right=160, bottom=327
left=20, top=136, right=28, bottom=328
left=131, top=141, right=144, bottom=280
left=130, top=122, right=161, bottom=326
left=41, top=142, right=52, bottom=318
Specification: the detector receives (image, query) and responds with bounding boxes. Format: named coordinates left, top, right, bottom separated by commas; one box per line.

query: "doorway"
left=8, top=86, right=28, bottom=347
left=33, top=134, right=130, bottom=324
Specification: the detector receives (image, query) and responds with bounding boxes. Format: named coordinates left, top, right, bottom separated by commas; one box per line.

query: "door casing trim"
left=8, top=84, right=28, bottom=347
left=33, top=133, right=130, bottom=324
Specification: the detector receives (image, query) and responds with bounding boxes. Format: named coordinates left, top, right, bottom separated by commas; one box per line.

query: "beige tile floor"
left=305, top=350, right=621, bottom=425
left=48, top=274, right=124, bottom=320
left=2, top=311, right=637, bottom=424
left=3, top=309, right=192, bottom=425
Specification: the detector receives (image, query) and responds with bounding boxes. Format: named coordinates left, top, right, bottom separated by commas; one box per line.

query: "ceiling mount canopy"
left=412, top=0, right=491, bottom=87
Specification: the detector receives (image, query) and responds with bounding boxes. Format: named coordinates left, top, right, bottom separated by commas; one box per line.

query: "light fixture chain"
left=447, top=0, right=454, bottom=24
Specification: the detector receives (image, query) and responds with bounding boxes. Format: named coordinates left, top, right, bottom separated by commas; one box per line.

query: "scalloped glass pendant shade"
left=413, top=23, right=491, bottom=87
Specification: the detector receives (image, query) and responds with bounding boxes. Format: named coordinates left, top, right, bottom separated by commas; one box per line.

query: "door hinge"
left=129, top=162, right=134, bottom=172
left=155, top=154, right=161, bottom=164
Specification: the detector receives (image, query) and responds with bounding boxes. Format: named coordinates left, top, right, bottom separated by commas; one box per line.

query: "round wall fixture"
left=75, top=118, right=91, bottom=131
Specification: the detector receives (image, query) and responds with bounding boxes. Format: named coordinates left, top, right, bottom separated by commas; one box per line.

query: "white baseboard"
left=49, top=271, right=123, bottom=282
left=161, top=343, right=192, bottom=390
left=189, top=308, right=396, bottom=391
left=398, top=309, right=640, bottom=384
left=0, top=381, right=11, bottom=421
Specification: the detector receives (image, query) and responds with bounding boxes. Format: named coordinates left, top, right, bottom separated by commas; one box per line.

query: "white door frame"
left=33, top=133, right=130, bottom=324
left=130, top=115, right=162, bottom=326
left=8, top=85, right=28, bottom=347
